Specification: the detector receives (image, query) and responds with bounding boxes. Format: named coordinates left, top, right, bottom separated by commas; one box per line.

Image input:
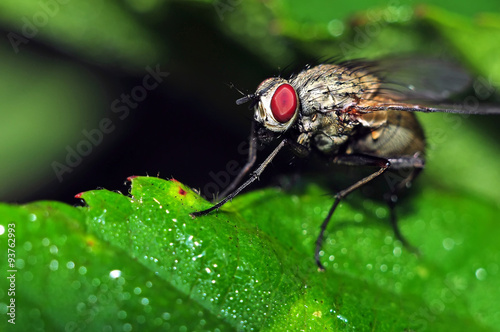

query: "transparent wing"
left=355, top=102, right=500, bottom=115
left=369, top=56, right=473, bottom=102
left=342, top=57, right=500, bottom=115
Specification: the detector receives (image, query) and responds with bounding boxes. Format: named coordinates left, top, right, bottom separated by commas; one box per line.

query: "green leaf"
left=1, top=176, right=499, bottom=331
left=0, top=198, right=228, bottom=331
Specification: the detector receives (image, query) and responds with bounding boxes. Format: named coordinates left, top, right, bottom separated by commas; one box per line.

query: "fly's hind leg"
left=384, top=155, right=425, bottom=253
left=315, top=154, right=392, bottom=270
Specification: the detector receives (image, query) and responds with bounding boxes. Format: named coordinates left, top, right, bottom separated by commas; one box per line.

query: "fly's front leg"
left=316, top=154, right=391, bottom=270
left=217, top=129, right=310, bottom=201
left=191, top=139, right=289, bottom=218
left=218, top=122, right=258, bottom=200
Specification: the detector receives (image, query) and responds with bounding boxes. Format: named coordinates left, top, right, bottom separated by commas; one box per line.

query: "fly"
left=190, top=57, right=500, bottom=270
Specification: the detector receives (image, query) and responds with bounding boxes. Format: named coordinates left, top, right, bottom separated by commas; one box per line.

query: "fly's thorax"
left=253, top=77, right=300, bottom=132
left=299, top=110, right=356, bottom=154
left=285, top=64, right=379, bottom=154
left=291, top=64, right=380, bottom=116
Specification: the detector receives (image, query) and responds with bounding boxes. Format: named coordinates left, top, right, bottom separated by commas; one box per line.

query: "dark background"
left=1, top=0, right=499, bottom=205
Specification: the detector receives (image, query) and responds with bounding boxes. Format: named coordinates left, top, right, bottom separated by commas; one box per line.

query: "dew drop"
left=16, top=259, right=25, bottom=269
left=442, top=238, right=455, bottom=251
left=49, top=245, right=58, bottom=254
left=23, top=241, right=32, bottom=251
left=49, top=259, right=59, bottom=271
left=109, top=270, right=122, bottom=279
left=76, top=302, right=86, bottom=312
left=327, top=19, right=344, bottom=37
left=375, top=207, right=387, bottom=219
left=117, top=277, right=126, bottom=286
left=475, top=268, right=487, bottom=280
left=88, top=294, right=97, bottom=304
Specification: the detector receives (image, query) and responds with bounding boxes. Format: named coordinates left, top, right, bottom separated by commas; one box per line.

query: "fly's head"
left=238, top=77, right=300, bottom=135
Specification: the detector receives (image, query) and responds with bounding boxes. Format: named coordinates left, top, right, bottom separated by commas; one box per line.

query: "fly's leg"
left=192, top=135, right=309, bottom=218
left=191, top=139, right=289, bottom=218
left=315, top=154, right=391, bottom=270
left=218, top=122, right=258, bottom=200
left=219, top=128, right=310, bottom=200
left=384, top=156, right=425, bottom=253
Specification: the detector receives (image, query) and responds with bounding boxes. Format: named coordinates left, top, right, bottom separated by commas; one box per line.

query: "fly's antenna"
left=227, top=82, right=246, bottom=96
left=228, top=82, right=259, bottom=108
left=236, top=94, right=257, bottom=107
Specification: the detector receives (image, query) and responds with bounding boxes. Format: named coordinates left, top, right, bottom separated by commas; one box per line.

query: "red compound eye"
left=270, top=84, right=297, bottom=123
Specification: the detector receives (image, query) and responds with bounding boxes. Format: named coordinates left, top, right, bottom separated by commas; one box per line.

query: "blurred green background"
left=0, top=0, right=499, bottom=205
